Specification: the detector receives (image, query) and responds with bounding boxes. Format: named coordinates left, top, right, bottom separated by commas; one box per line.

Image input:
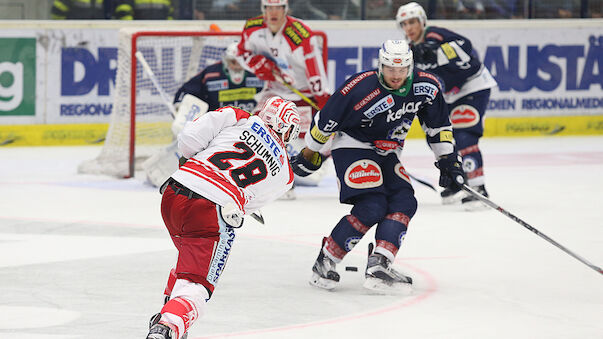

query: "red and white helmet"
left=261, top=0, right=288, bottom=13
left=396, top=2, right=427, bottom=28
left=258, top=96, right=300, bottom=143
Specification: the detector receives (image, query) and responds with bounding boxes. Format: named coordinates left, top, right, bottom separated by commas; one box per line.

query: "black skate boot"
left=309, top=238, right=340, bottom=290
left=440, top=185, right=464, bottom=204
left=363, top=244, right=412, bottom=293
left=148, top=313, right=187, bottom=339
left=147, top=322, right=174, bottom=339
left=461, top=185, right=488, bottom=211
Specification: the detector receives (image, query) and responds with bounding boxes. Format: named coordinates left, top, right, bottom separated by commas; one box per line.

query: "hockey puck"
left=345, top=266, right=358, bottom=272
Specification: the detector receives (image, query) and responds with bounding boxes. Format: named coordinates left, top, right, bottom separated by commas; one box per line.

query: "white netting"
left=78, top=28, right=240, bottom=177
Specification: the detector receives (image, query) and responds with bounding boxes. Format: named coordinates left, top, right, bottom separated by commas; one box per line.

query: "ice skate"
left=147, top=322, right=175, bottom=339
left=148, top=313, right=187, bottom=339
left=440, top=186, right=464, bottom=204
left=462, top=185, right=488, bottom=211
left=309, top=242, right=340, bottom=290
left=363, top=252, right=412, bottom=294
left=278, top=185, right=296, bottom=200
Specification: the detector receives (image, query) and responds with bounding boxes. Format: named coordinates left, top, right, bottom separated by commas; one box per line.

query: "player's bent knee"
left=351, top=194, right=388, bottom=226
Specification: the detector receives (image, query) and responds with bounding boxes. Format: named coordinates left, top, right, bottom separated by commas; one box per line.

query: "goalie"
left=143, top=42, right=265, bottom=187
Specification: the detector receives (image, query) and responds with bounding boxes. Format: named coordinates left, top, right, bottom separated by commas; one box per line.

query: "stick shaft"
left=135, top=51, right=177, bottom=118
left=462, top=185, right=602, bottom=275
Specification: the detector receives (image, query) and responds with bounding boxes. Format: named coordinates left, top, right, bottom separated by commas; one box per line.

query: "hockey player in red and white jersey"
left=236, top=0, right=331, bottom=197
left=146, top=97, right=300, bottom=339
left=237, top=0, right=330, bottom=117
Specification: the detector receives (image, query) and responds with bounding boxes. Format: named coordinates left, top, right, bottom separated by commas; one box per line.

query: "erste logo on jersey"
left=413, top=82, right=439, bottom=100
left=344, top=159, right=383, bottom=189
left=362, top=94, right=395, bottom=119
left=207, top=79, right=229, bottom=92
left=450, top=104, right=480, bottom=128
left=245, top=77, right=263, bottom=88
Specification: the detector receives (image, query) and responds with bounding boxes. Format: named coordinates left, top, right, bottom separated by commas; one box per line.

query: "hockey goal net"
left=78, top=28, right=327, bottom=179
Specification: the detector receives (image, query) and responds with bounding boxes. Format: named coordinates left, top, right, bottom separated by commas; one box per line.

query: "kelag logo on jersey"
left=363, top=94, right=395, bottom=119
left=207, top=79, right=229, bottom=92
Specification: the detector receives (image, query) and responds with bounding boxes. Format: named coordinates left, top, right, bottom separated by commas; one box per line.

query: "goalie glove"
left=435, top=152, right=466, bottom=189
left=247, top=55, right=279, bottom=81
left=290, top=148, right=325, bottom=177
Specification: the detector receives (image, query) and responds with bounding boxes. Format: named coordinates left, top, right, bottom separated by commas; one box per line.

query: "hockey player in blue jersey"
left=173, top=42, right=264, bottom=113
left=290, top=39, right=466, bottom=291
left=396, top=2, right=497, bottom=210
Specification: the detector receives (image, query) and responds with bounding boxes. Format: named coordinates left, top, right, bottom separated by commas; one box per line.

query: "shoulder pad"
left=244, top=15, right=265, bottom=30
left=339, top=71, right=377, bottom=96
left=415, top=70, right=443, bottom=90
left=218, top=106, right=251, bottom=121
left=424, top=27, right=445, bottom=42
left=290, top=19, right=311, bottom=39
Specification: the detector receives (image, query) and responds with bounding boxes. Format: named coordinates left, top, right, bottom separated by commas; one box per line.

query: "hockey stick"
left=136, top=50, right=265, bottom=225
left=272, top=71, right=321, bottom=111
left=408, top=173, right=437, bottom=191
left=462, top=184, right=602, bottom=275
left=135, top=51, right=177, bottom=118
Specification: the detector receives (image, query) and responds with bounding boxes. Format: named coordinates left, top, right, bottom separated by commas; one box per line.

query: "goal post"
left=78, top=27, right=328, bottom=179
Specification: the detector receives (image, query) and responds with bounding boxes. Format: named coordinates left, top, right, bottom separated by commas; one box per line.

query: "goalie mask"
left=261, top=0, right=288, bottom=13
left=396, top=2, right=427, bottom=29
left=378, top=40, right=413, bottom=90
left=223, top=42, right=245, bottom=85
left=258, top=96, right=300, bottom=143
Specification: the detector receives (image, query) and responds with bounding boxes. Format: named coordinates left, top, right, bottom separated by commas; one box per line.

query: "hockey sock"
left=160, top=297, right=199, bottom=339
left=374, top=212, right=410, bottom=262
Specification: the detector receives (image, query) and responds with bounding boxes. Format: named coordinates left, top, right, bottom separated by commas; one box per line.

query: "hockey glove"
left=290, top=148, right=325, bottom=177
left=247, top=55, right=278, bottom=81
left=413, top=41, right=438, bottom=61
left=435, top=153, right=466, bottom=189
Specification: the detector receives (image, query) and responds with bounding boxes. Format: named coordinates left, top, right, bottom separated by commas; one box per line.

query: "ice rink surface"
left=1, top=136, right=602, bottom=339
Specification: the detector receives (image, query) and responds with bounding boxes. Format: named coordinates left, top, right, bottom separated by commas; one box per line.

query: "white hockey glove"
left=219, top=202, right=244, bottom=228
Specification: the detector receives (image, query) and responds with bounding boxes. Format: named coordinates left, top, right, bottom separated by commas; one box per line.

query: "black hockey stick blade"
left=462, top=184, right=602, bottom=275
left=250, top=211, right=265, bottom=225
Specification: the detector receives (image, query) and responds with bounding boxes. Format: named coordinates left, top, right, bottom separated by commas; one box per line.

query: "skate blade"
left=363, top=277, right=412, bottom=295
left=441, top=192, right=465, bottom=205
left=309, top=272, right=338, bottom=290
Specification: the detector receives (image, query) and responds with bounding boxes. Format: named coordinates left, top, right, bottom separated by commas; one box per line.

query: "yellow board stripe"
left=1, top=116, right=602, bottom=147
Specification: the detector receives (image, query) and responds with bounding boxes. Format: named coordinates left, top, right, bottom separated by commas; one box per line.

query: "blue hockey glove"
left=290, top=148, right=325, bottom=177
left=435, top=153, right=466, bottom=189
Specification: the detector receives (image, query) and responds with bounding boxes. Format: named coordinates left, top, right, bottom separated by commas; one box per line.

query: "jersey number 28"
left=208, top=142, right=268, bottom=188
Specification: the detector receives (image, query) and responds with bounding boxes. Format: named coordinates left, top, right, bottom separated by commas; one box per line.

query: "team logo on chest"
left=344, top=159, right=383, bottom=189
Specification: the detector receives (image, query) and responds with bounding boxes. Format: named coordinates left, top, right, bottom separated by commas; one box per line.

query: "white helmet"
left=261, top=0, right=288, bottom=13
left=258, top=96, right=300, bottom=143
left=378, top=39, right=413, bottom=83
left=222, top=42, right=245, bottom=85
left=396, top=2, right=427, bottom=29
